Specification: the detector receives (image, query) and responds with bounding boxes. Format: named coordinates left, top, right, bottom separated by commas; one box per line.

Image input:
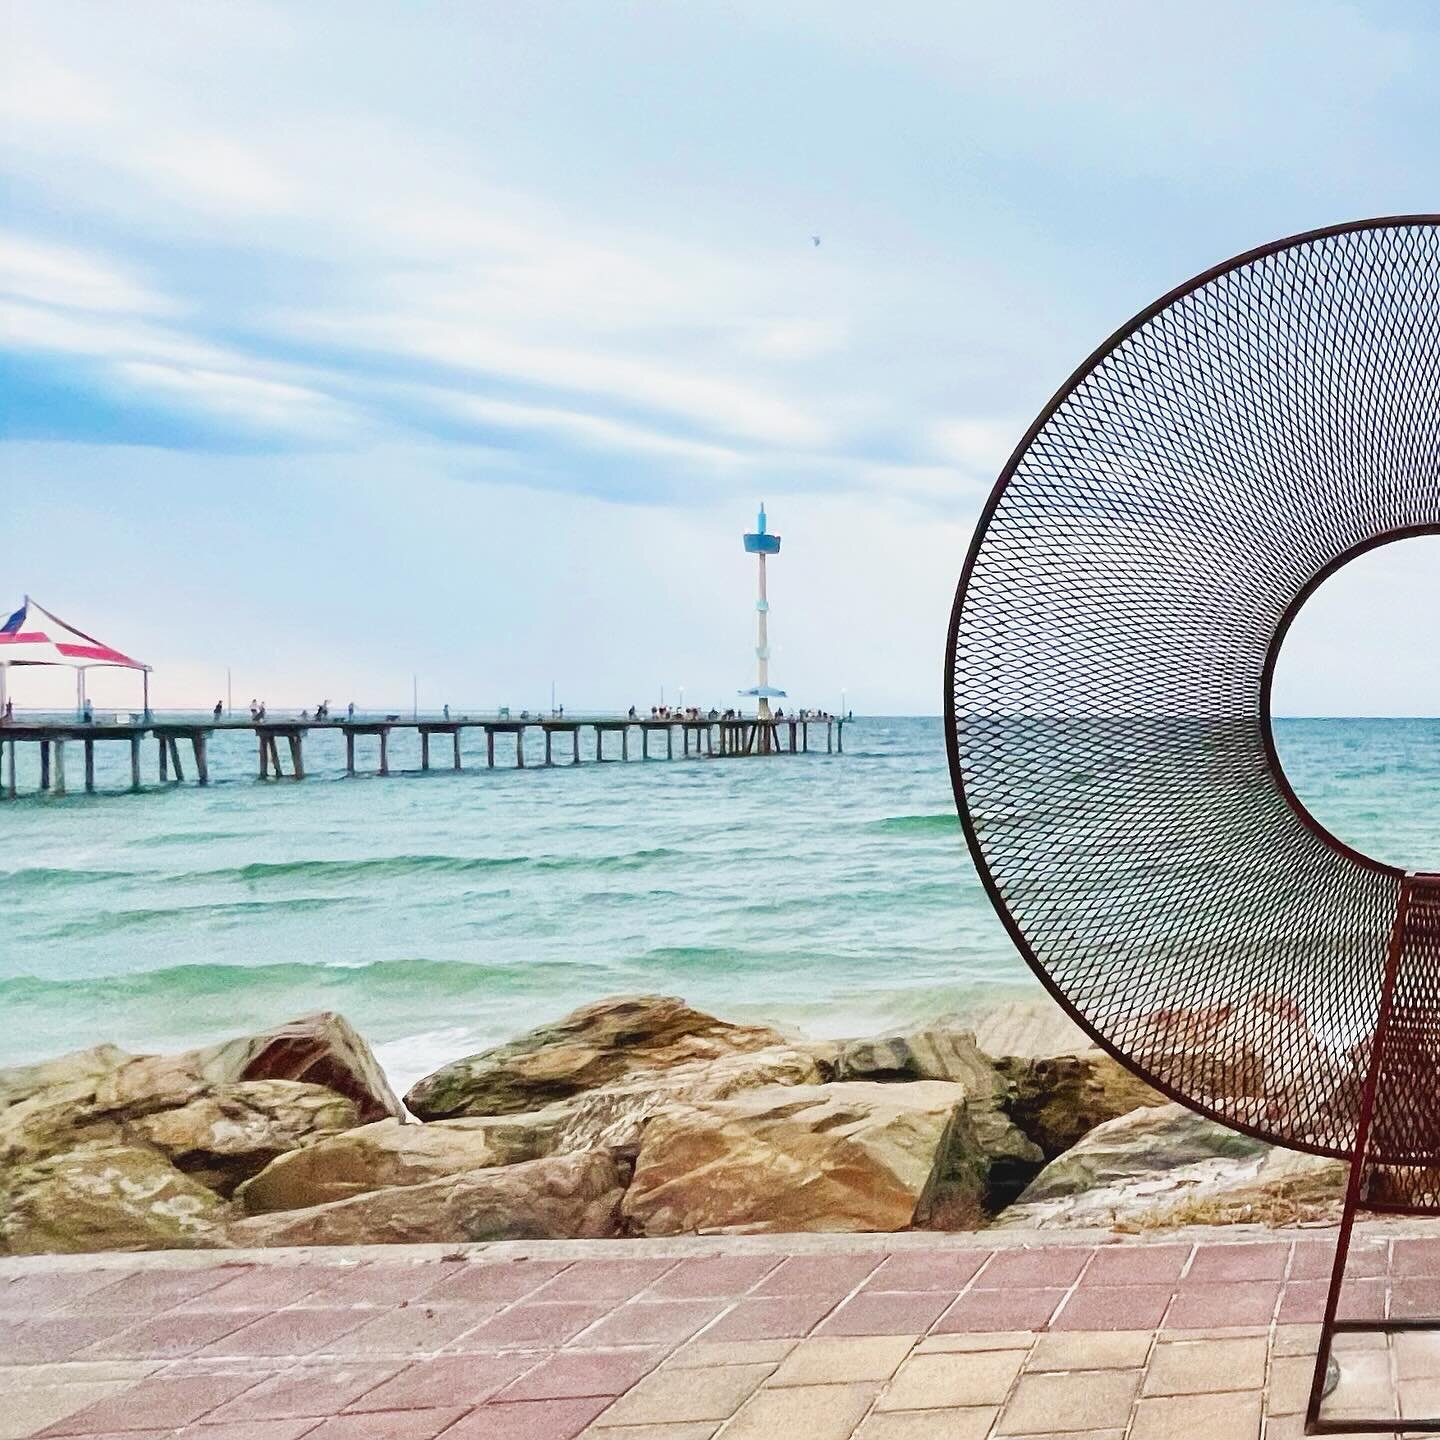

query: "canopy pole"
left=143, top=670, right=151, bottom=721
left=0, top=662, right=7, bottom=717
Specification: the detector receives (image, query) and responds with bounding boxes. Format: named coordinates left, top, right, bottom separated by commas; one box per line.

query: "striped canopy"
left=0, top=596, right=147, bottom=670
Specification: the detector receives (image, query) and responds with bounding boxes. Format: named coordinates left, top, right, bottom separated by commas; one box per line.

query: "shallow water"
left=1, top=716, right=1435, bottom=1092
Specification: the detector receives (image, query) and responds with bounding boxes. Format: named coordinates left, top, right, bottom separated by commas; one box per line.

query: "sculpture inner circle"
left=946, top=217, right=1440, bottom=1158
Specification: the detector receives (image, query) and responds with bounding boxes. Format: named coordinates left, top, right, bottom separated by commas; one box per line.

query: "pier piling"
left=0, top=713, right=846, bottom=799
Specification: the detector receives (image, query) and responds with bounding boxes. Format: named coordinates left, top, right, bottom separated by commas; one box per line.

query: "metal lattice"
left=946, top=217, right=1440, bottom=1161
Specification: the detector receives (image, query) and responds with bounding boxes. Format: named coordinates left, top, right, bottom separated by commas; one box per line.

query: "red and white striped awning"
left=0, top=596, right=148, bottom=670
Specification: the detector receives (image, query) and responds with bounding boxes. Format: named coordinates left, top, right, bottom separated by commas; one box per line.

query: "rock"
left=623, top=1080, right=988, bottom=1236
left=993, top=1103, right=1346, bottom=1231
left=237, top=1110, right=566, bottom=1214
left=230, top=1150, right=626, bottom=1246
left=100, top=1012, right=400, bottom=1124
left=405, top=995, right=791, bottom=1120
left=969, top=999, right=1090, bottom=1060
left=837, top=1025, right=1043, bottom=1205
left=0, top=1082, right=129, bottom=1167
left=129, top=1081, right=360, bottom=1195
left=0, top=1144, right=231, bottom=1254
left=0, top=1045, right=132, bottom=1111
left=995, top=1050, right=1168, bottom=1158
left=553, top=1045, right=828, bottom=1155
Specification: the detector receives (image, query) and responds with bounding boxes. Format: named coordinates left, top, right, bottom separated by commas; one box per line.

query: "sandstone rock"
left=553, top=1044, right=828, bottom=1155
left=837, top=1025, right=1043, bottom=1204
left=237, top=1110, right=566, bottom=1214
left=100, top=1012, right=400, bottom=1123
left=995, top=1050, right=1168, bottom=1158
left=623, top=1080, right=987, bottom=1236
left=405, top=995, right=791, bottom=1119
left=0, top=1044, right=132, bottom=1111
left=0, top=1144, right=231, bottom=1254
left=129, top=1081, right=360, bottom=1194
left=0, top=1081, right=128, bottom=1167
left=230, top=1149, right=625, bottom=1246
left=993, top=1102, right=1346, bottom=1231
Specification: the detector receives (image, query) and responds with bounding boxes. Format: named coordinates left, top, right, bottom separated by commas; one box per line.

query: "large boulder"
left=229, top=1150, right=626, bottom=1246
left=129, top=1081, right=360, bottom=1195
left=994, top=1050, right=1168, bottom=1158
left=623, top=1081, right=987, bottom=1236
left=993, top=1102, right=1346, bottom=1231
left=405, top=995, right=791, bottom=1119
left=0, top=1144, right=231, bottom=1255
left=237, top=1110, right=566, bottom=1214
left=0, top=1044, right=132, bottom=1111
left=837, top=1025, right=1043, bottom=1204
left=100, top=1012, right=401, bottom=1124
left=552, top=1044, right=828, bottom=1155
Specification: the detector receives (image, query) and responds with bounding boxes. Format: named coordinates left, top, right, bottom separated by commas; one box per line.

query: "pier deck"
left=0, top=712, right=846, bottom=798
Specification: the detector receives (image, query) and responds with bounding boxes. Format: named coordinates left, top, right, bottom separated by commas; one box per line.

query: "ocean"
left=1, top=716, right=1436, bottom=1095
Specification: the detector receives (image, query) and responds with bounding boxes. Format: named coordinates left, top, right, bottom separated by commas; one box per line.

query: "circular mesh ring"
left=946, top=216, right=1440, bottom=1158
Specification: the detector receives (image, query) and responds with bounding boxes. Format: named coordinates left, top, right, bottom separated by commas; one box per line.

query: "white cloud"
left=0, top=234, right=170, bottom=315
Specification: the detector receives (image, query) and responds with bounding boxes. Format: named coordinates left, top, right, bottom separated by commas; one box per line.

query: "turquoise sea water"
left=1, top=717, right=1436, bottom=1093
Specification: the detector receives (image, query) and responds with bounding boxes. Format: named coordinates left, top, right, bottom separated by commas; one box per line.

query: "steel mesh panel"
left=947, top=218, right=1440, bottom=1158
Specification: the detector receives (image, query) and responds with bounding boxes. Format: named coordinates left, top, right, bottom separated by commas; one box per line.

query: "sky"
left=2, top=2, right=1438, bottom=715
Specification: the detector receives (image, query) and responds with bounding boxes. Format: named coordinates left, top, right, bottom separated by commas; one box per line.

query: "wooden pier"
left=0, top=712, right=846, bottom=798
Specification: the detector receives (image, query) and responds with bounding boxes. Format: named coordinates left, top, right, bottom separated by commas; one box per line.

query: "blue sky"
left=2, top=1, right=1438, bottom=714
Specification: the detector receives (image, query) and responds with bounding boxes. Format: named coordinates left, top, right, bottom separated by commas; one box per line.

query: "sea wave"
left=866, top=813, right=958, bottom=833
left=0, top=866, right=136, bottom=889
left=0, top=955, right=567, bottom=1003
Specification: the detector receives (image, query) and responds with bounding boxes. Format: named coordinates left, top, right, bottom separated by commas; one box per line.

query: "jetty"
left=0, top=710, right=846, bottom=798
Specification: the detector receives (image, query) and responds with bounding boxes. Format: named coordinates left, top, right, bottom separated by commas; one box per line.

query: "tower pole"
left=756, top=549, right=770, bottom=718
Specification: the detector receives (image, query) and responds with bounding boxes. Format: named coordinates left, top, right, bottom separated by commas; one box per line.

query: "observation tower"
left=739, top=503, right=785, bottom=720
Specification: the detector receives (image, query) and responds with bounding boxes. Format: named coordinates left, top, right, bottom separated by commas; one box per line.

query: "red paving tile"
left=204, top=1361, right=403, bottom=1420
left=328, top=1302, right=498, bottom=1355
left=298, top=1262, right=455, bottom=1308
left=75, top=1267, right=240, bottom=1313
left=1163, top=1281, right=1281, bottom=1329
left=424, top=1260, right=572, bottom=1305
left=498, top=1345, right=667, bottom=1400
left=973, top=1247, right=1091, bottom=1289
left=81, top=1306, right=257, bottom=1359
left=862, top=1250, right=990, bottom=1293
left=932, top=1287, right=1067, bottom=1333
left=0, top=1270, right=137, bottom=1314
left=176, top=1424, right=316, bottom=1440
left=1390, top=1277, right=1440, bottom=1319
left=196, top=1305, right=374, bottom=1357
left=462, top=1301, right=613, bottom=1349
left=1277, top=1277, right=1387, bottom=1324
left=574, top=1298, right=721, bottom=1347
left=39, top=1373, right=259, bottom=1433
left=1051, top=1285, right=1172, bottom=1332
left=0, top=1315, right=129, bottom=1363
left=442, top=1396, right=611, bottom=1440
left=815, top=1289, right=954, bottom=1336
left=1393, top=1238, right=1440, bottom=1276
left=644, top=1254, right=780, bottom=1298
left=752, top=1253, right=882, bottom=1296
left=351, top=1353, right=541, bottom=1410
left=302, top=1411, right=467, bottom=1440
left=1184, top=1242, right=1290, bottom=1282
left=699, top=1292, right=839, bottom=1341
left=529, top=1258, right=678, bottom=1303
left=1084, top=1245, right=1191, bottom=1286
left=178, top=1265, right=331, bottom=1310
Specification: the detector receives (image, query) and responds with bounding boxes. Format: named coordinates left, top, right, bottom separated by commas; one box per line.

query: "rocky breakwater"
left=0, top=994, right=1350, bottom=1255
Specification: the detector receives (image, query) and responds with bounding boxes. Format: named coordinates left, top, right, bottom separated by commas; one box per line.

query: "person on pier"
left=214, top=701, right=223, bottom=721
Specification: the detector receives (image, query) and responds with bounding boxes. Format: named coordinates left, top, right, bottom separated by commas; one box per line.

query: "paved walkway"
left=4, top=1228, right=1439, bottom=1439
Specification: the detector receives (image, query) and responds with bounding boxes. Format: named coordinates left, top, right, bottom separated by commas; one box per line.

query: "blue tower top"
left=743, top=502, right=781, bottom=555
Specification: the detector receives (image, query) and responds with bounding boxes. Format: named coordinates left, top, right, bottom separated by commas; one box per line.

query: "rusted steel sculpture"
left=946, top=217, right=1440, bottom=1434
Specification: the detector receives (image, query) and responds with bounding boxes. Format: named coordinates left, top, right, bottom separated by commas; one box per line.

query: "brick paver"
left=5, top=1227, right=1440, bottom=1438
